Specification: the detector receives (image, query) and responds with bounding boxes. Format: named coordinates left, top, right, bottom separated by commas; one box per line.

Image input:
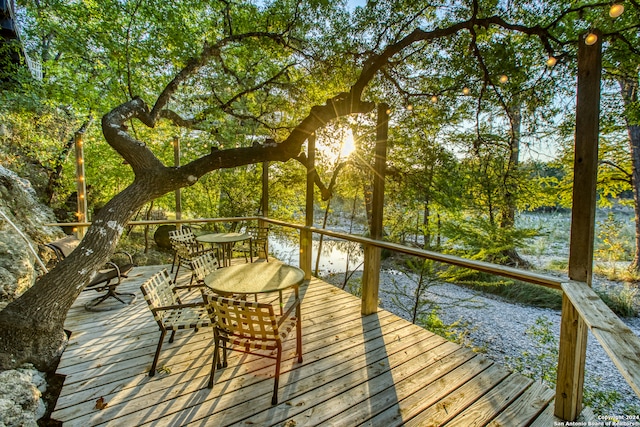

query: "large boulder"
left=0, top=365, right=47, bottom=427
left=0, top=166, right=63, bottom=307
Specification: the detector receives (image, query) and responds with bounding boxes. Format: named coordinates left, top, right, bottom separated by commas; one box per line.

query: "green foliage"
left=441, top=215, right=538, bottom=264
left=441, top=271, right=563, bottom=309
left=506, top=316, right=623, bottom=415
left=595, top=212, right=633, bottom=273
left=506, top=316, right=558, bottom=384
left=595, top=285, right=639, bottom=318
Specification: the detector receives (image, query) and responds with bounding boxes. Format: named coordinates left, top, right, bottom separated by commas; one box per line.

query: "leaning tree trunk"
left=618, top=77, right=640, bottom=273
left=0, top=178, right=157, bottom=371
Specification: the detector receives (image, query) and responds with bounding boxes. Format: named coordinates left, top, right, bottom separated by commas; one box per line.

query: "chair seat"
left=223, top=316, right=298, bottom=351
left=86, top=263, right=134, bottom=290
left=164, top=306, right=211, bottom=331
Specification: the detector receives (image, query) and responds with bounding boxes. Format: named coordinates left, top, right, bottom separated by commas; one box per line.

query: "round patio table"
left=204, top=261, right=304, bottom=316
left=203, top=261, right=304, bottom=295
left=196, top=232, right=250, bottom=267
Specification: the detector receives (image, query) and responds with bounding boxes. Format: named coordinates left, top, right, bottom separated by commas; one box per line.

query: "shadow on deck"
left=51, top=261, right=558, bottom=426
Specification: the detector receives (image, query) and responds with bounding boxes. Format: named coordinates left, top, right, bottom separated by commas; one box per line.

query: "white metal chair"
left=140, top=269, right=211, bottom=376
left=169, top=228, right=216, bottom=283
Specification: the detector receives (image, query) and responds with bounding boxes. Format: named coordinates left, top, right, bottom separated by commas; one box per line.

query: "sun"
left=340, top=129, right=356, bottom=158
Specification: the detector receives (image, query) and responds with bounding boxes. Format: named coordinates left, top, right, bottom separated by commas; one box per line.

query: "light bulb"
left=462, top=87, right=470, bottom=95
left=385, top=109, right=391, bottom=115
left=546, top=56, right=557, bottom=67
left=499, top=75, right=508, bottom=84
left=585, top=33, right=598, bottom=46
left=609, top=3, right=624, bottom=18
left=406, top=104, right=413, bottom=111
left=431, top=95, right=438, bottom=103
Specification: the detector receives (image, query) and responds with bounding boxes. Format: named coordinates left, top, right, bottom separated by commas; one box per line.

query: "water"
left=268, top=234, right=364, bottom=274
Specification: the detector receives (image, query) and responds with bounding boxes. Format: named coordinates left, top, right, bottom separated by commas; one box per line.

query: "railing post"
left=555, top=30, right=602, bottom=421
left=301, top=134, right=315, bottom=279
left=74, top=131, right=88, bottom=239
left=173, top=136, right=182, bottom=226
left=260, top=161, right=269, bottom=258
left=362, top=103, right=388, bottom=315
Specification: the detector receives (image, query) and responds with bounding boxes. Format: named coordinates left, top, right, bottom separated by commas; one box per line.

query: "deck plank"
left=52, top=261, right=557, bottom=426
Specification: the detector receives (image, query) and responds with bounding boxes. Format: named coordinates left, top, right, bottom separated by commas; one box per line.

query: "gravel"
left=321, top=267, right=640, bottom=415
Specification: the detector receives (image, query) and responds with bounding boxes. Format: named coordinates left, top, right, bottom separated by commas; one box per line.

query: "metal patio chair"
left=203, top=294, right=302, bottom=405
left=140, top=269, right=211, bottom=376
left=45, top=235, right=136, bottom=311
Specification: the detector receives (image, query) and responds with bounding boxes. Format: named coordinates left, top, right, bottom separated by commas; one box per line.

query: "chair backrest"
left=140, top=269, right=180, bottom=323
left=248, top=226, right=269, bottom=242
left=207, top=295, right=279, bottom=343
left=169, top=229, right=201, bottom=255
left=169, top=228, right=196, bottom=243
left=45, top=235, right=80, bottom=261
left=191, top=252, right=219, bottom=283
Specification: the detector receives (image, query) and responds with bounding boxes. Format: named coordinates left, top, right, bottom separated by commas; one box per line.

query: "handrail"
left=262, top=217, right=565, bottom=290
left=45, top=216, right=563, bottom=289
left=561, top=281, right=640, bottom=397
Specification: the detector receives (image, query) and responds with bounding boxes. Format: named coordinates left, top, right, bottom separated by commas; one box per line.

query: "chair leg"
left=150, top=330, right=166, bottom=377
left=296, top=304, right=303, bottom=363
left=208, top=339, right=220, bottom=389
left=170, top=252, right=178, bottom=273
left=169, top=330, right=176, bottom=343
left=272, top=345, right=282, bottom=405
left=173, top=262, right=182, bottom=283
left=222, top=340, right=228, bottom=368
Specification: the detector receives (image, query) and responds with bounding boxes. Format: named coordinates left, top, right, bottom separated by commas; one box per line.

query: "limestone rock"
left=0, top=166, right=63, bottom=303
left=0, top=366, right=47, bottom=427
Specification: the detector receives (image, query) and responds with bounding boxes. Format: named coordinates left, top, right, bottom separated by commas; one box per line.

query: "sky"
left=347, top=0, right=368, bottom=10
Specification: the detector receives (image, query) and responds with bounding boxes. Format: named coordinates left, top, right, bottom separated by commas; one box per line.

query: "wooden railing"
left=47, top=215, right=640, bottom=420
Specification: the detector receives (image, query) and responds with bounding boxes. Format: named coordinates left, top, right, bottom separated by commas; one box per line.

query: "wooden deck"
left=51, top=262, right=558, bottom=426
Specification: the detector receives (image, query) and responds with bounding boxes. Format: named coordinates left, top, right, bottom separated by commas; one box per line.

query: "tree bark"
left=619, top=77, right=640, bottom=272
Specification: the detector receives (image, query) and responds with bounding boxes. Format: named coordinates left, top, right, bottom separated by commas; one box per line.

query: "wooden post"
left=74, top=131, right=87, bottom=239
left=301, top=134, right=315, bottom=279
left=361, top=103, right=388, bottom=315
left=260, top=161, right=269, bottom=259
left=173, top=137, right=182, bottom=226
left=555, top=31, right=602, bottom=421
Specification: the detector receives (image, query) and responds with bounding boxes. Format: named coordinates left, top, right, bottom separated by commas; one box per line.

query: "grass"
left=452, top=276, right=563, bottom=310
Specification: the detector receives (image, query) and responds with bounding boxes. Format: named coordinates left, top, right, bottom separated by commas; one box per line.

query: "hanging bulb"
left=609, top=3, right=624, bottom=18
left=499, top=75, right=509, bottom=84
left=406, top=104, right=413, bottom=111
left=430, top=95, right=438, bottom=103
left=462, top=87, right=471, bottom=95
left=385, top=108, right=392, bottom=115
left=546, top=56, right=557, bottom=67
left=585, top=32, right=598, bottom=46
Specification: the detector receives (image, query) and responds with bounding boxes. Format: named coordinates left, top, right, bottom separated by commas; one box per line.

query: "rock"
left=0, top=366, right=47, bottom=426
left=0, top=166, right=63, bottom=303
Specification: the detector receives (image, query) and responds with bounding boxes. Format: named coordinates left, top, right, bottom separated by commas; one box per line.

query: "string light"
left=430, top=95, right=438, bottom=103
left=546, top=56, right=557, bottom=67
left=385, top=108, right=392, bottom=115
left=609, top=3, right=624, bottom=18
left=406, top=104, right=413, bottom=111
left=585, top=32, right=598, bottom=46
left=462, top=87, right=471, bottom=95
left=499, top=75, right=508, bottom=84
